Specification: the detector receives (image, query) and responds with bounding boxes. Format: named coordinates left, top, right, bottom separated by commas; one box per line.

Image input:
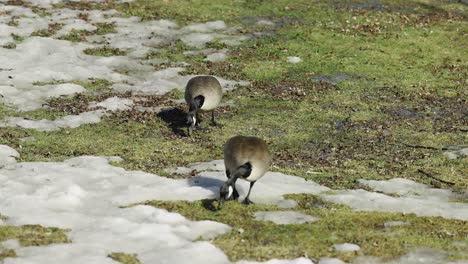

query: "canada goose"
left=219, top=136, right=271, bottom=208
left=185, top=75, right=222, bottom=136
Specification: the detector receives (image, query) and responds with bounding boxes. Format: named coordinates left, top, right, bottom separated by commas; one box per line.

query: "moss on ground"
left=83, top=46, right=127, bottom=57
left=0, top=225, right=69, bottom=262
left=108, top=252, right=141, bottom=264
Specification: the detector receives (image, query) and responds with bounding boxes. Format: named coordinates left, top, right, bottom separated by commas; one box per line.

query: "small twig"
left=417, top=169, right=455, bottom=186
left=397, top=140, right=450, bottom=151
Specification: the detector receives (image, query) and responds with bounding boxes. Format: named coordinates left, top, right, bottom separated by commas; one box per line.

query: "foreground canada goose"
left=185, top=75, right=222, bottom=136
left=219, top=136, right=271, bottom=208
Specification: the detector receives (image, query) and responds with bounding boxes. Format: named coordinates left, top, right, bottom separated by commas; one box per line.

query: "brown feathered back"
left=184, top=76, right=222, bottom=111
left=223, top=136, right=271, bottom=182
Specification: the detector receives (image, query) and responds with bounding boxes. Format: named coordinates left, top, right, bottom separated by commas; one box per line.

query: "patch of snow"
left=112, top=68, right=249, bottom=94
left=23, top=0, right=62, bottom=7
left=1, top=240, right=21, bottom=250
left=19, top=136, right=36, bottom=142
left=254, top=211, right=318, bottom=225
left=0, top=144, right=19, bottom=167
left=353, top=248, right=468, bottom=264
left=1, top=6, right=249, bottom=111
left=187, top=159, right=225, bottom=172
left=0, top=155, right=231, bottom=263
left=384, top=221, right=408, bottom=227
left=256, top=19, right=275, bottom=26
left=90, top=96, right=134, bottom=111
left=333, top=243, right=360, bottom=252
left=219, top=35, right=249, bottom=46
left=111, top=67, right=186, bottom=94
left=184, top=48, right=225, bottom=56
left=0, top=82, right=86, bottom=111
left=0, top=151, right=317, bottom=264
left=164, top=166, right=194, bottom=175
left=319, top=258, right=346, bottom=264
left=287, top=56, right=302, bottom=63
left=205, top=52, right=227, bottom=62
left=173, top=160, right=330, bottom=206
left=1, top=110, right=105, bottom=132
left=237, top=258, right=314, bottom=264
left=443, top=151, right=458, bottom=160
left=321, top=178, right=468, bottom=220
left=1, top=96, right=136, bottom=131
left=0, top=37, right=125, bottom=110
left=359, top=178, right=453, bottom=201
left=443, top=148, right=468, bottom=160
left=451, top=241, right=467, bottom=248
left=181, top=32, right=217, bottom=48
left=55, top=19, right=97, bottom=37
left=458, top=148, right=468, bottom=156
left=218, top=78, right=250, bottom=91
left=277, top=199, right=298, bottom=209
left=182, top=21, right=227, bottom=32
left=0, top=6, right=48, bottom=41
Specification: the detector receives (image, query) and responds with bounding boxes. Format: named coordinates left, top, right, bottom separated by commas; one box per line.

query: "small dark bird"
left=184, top=75, right=222, bottom=136
left=219, top=136, right=271, bottom=208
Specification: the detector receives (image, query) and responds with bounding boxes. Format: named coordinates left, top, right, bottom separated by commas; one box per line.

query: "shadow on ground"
left=157, top=107, right=189, bottom=136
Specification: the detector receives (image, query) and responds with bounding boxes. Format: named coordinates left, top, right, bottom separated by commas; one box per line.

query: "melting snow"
left=237, top=259, right=313, bottom=264
left=319, top=258, right=346, bottom=264
left=0, top=81, right=87, bottom=112
left=0, top=96, right=135, bottom=131
left=277, top=199, right=298, bottom=209
left=254, top=211, right=318, bottom=225
left=0, top=146, right=311, bottom=264
left=90, top=96, right=134, bottom=111
left=1, top=2, right=467, bottom=263
left=0, top=111, right=105, bottom=131
left=205, top=52, right=228, bottom=62
left=256, top=19, right=276, bottom=26
left=0, top=5, right=249, bottom=112
left=384, top=221, right=408, bottom=227
left=443, top=148, right=468, bottom=160
left=0, top=37, right=124, bottom=110
left=322, top=178, right=468, bottom=220
left=353, top=248, right=468, bottom=264
left=0, top=145, right=19, bottom=167
left=172, top=160, right=331, bottom=206
left=0, top=146, right=466, bottom=263
left=333, top=243, right=360, bottom=252
left=287, top=56, right=302, bottom=63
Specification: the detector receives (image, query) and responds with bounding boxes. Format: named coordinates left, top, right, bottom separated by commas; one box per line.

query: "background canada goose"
left=219, top=136, right=271, bottom=208
left=184, top=75, right=223, bottom=136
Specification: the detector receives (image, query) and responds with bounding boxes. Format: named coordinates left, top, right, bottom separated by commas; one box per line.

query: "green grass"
left=32, top=78, right=112, bottom=92
left=0, top=225, right=69, bottom=262
left=83, top=46, right=127, bottom=57
left=142, top=195, right=468, bottom=262
left=59, top=23, right=117, bottom=42
left=108, top=253, right=141, bottom=264
left=1, top=0, right=467, bottom=262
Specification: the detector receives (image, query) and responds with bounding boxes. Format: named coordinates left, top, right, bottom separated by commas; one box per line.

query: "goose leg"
left=225, top=169, right=239, bottom=200
left=232, top=187, right=240, bottom=200
left=195, top=112, right=202, bottom=130
left=243, top=181, right=256, bottom=205
left=210, top=111, right=222, bottom=127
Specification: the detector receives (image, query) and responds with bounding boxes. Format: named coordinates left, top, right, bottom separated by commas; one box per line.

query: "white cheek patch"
left=228, top=186, right=233, bottom=198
